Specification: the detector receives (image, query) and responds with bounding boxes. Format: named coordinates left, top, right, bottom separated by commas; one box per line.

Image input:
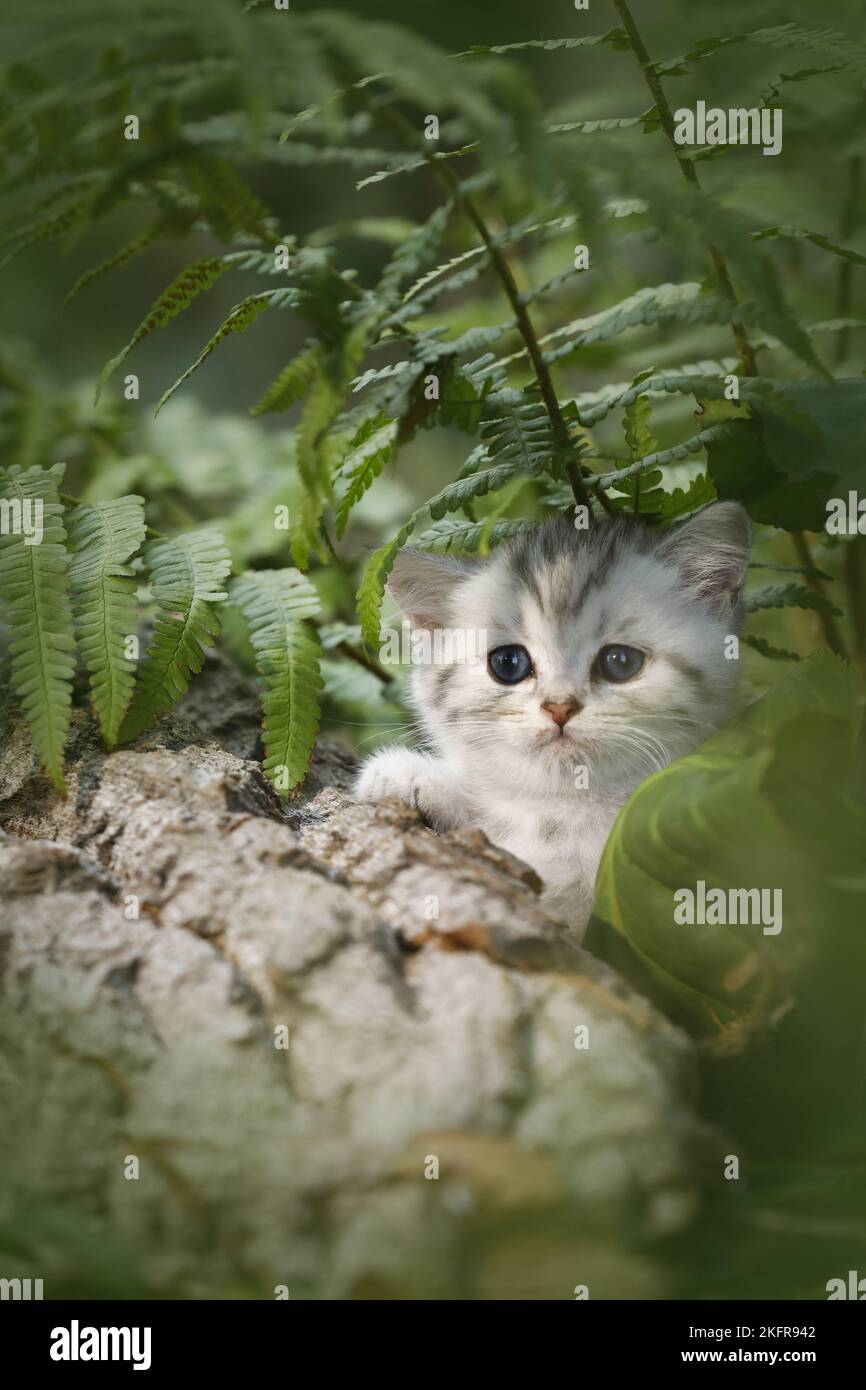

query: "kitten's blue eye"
left=488, top=644, right=533, bottom=684
left=596, top=644, right=644, bottom=682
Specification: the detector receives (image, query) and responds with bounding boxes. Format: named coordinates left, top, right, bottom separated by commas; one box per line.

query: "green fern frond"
left=272, top=140, right=410, bottom=172
left=95, top=257, right=229, bottom=403
left=455, top=29, right=628, bottom=58
left=651, top=475, right=717, bottom=521
left=413, top=517, right=526, bottom=553
left=377, top=203, right=453, bottom=301
left=622, top=383, right=657, bottom=447
left=335, top=419, right=399, bottom=538
left=67, top=496, right=147, bottom=748
left=743, top=583, right=843, bottom=617
left=357, top=513, right=420, bottom=647
left=0, top=464, right=76, bottom=793
left=0, top=195, right=89, bottom=270
left=426, top=455, right=546, bottom=520
left=652, top=23, right=865, bottom=78
left=752, top=225, right=866, bottom=267
left=496, top=283, right=733, bottom=371
left=64, top=217, right=192, bottom=306
left=120, top=529, right=232, bottom=741
left=230, top=568, right=323, bottom=797
left=400, top=245, right=485, bottom=305
left=748, top=561, right=833, bottom=581
left=293, top=321, right=373, bottom=565
left=595, top=426, right=728, bottom=493
left=577, top=372, right=820, bottom=431
left=686, top=199, right=831, bottom=378
left=186, top=154, right=273, bottom=241
left=355, top=402, right=557, bottom=643
left=548, top=112, right=655, bottom=136
left=154, top=294, right=271, bottom=416
left=741, top=635, right=803, bottom=662
left=250, top=343, right=323, bottom=417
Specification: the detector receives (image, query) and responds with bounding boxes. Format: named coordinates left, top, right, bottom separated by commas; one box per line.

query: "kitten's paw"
left=354, top=750, right=457, bottom=828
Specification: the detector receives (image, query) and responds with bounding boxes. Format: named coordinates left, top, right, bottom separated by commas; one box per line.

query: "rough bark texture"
left=0, top=656, right=714, bottom=1299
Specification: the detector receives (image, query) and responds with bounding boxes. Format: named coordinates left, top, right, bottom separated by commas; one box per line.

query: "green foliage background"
left=0, top=0, right=865, bottom=1299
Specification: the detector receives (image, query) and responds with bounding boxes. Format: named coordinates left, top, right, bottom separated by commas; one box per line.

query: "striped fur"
left=355, top=503, right=750, bottom=940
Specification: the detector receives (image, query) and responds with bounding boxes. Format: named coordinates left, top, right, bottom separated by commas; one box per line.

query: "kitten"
left=355, top=502, right=751, bottom=939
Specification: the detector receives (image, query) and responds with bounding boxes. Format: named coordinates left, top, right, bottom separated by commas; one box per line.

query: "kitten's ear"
left=657, top=502, right=751, bottom=609
left=387, top=548, right=472, bottom=630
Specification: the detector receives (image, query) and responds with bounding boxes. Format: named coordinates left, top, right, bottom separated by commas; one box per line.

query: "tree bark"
left=0, top=655, right=713, bottom=1299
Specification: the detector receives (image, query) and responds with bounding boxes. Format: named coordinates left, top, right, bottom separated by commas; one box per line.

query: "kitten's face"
left=389, top=504, right=751, bottom=799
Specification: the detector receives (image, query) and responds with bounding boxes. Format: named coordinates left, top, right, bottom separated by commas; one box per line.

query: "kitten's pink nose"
left=542, top=699, right=581, bottom=729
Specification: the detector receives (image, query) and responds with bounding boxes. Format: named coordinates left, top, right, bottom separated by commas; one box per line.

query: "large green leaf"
left=587, top=655, right=865, bottom=1038
left=707, top=379, right=866, bottom=530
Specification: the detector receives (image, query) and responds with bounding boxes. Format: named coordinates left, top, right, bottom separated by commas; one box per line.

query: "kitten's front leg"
left=354, top=748, right=469, bottom=830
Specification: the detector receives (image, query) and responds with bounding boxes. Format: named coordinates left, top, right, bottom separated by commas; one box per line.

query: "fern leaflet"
left=0, top=464, right=76, bottom=792
left=231, top=569, right=323, bottom=797
left=95, top=257, right=229, bottom=403
left=120, top=529, right=231, bottom=741
left=67, top=496, right=147, bottom=748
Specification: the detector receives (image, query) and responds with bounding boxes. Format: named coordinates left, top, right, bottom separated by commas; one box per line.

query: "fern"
left=742, top=635, right=803, bottom=662
left=231, top=568, right=323, bottom=797
left=335, top=418, right=399, bottom=538
left=0, top=0, right=862, bottom=806
left=0, top=464, right=76, bottom=792
left=64, top=215, right=194, bottom=306
left=154, top=293, right=272, bottom=416
left=506, top=283, right=735, bottom=368
left=185, top=155, right=273, bottom=241
left=456, top=29, right=629, bottom=58
left=67, top=496, right=147, bottom=748
left=355, top=400, right=559, bottom=642
left=595, top=426, right=729, bottom=493
left=292, top=321, right=373, bottom=565
left=250, top=343, right=323, bottom=417
left=120, top=529, right=232, bottom=741
left=357, top=514, right=420, bottom=646
left=95, top=258, right=229, bottom=403
left=0, top=195, right=90, bottom=270
left=652, top=23, right=866, bottom=78
left=752, top=225, right=866, bottom=267
left=743, top=583, right=843, bottom=617
left=414, top=516, right=527, bottom=554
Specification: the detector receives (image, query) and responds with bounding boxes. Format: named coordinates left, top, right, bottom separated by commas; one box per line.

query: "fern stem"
left=444, top=171, right=602, bottom=513
left=325, top=627, right=394, bottom=685
left=377, top=105, right=604, bottom=516
left=610, top=0, right=758, bottom=376
left=791, top=532, right=847, bottom=657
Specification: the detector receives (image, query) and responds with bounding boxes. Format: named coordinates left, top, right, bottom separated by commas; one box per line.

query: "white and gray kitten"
left=355, top=502, right=751, bottom=939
